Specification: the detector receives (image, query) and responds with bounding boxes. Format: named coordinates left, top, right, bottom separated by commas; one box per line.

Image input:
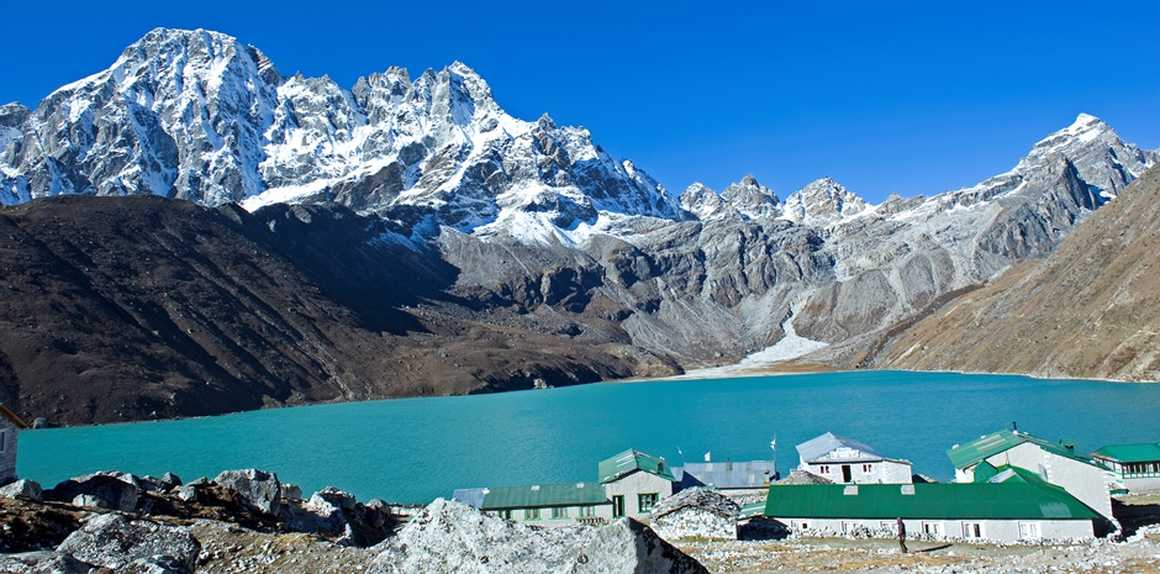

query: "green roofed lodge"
left=1092, top=442, right=1160, bottom=494
left=452, top=448, right=676, bottom=526
left=764, top=481, right=1100, bottom=542
left=946, top=427, right=1114, bottom=523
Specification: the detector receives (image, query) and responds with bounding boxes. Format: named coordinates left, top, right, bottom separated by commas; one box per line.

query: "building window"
left=499, top=510, right=512, bottom=520
left=551, top=506, right=567, bottom=519
left=612, top=495, right=625, bottom=518
left=962, top=522, right=982, bottom=539
left=638, top=493, right=659, bottom=513
left=579, top=506, right=595, bottom=518
left=863, top=464, right=872, bottom=473
left=819, top=465, right=830, bottom=474
left=0, top=431, right=5, bottom=452
left=799, top=521, right=809, bottom=530
left=1018, top=522, right=1041, bottom=540
left=525, top=508, right=541, bottom=520
left=922, top=522, right=943, bottom=537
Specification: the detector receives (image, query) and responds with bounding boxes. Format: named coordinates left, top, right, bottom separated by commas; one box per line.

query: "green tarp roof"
left=764, top=482, right=1099, bottom=521
left=947, top=429, right=1100, bottom=470
left=1092, top=443, right=1160, bottom=463
left=479, top=482, right=610, bottom=510
left=598, top=449, right=676, bottom=483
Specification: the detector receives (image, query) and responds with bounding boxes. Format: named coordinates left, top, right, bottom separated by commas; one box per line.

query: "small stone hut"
left=649, top=487, right=740, bottom=541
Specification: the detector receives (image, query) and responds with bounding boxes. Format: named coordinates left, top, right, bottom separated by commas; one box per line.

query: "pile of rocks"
left=2, top=468, right=398, bottom=550
left=370, top=498, right=709, bottom=574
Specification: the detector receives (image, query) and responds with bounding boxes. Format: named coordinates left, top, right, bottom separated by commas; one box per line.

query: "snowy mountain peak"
left=720, top=175, right=781, bottom=219
left=1016, top=112, right=1156, bottom=198
left=782, top=177, right=869, bottom=227
left=679, top=182, right=725, bottom=219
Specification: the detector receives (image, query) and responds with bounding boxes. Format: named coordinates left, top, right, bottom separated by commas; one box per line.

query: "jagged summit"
left=1, top=28, right=1156, bottom=250
left=0, top=27, right=682, bottom=235
left=782, top=177, right=869, bottom=227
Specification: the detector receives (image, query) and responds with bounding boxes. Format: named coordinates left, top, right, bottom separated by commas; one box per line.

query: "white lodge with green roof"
left=764, top=481, right=1099, bottom=543
left=947, top=428, right=1114, bottom=524
left=452, top=448, right=676, bottom=526
left=1092, top=442, right=1160, bottom=494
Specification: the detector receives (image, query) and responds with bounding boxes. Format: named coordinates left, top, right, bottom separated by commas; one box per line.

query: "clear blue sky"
left=2, top=1, right=1157, bottom=202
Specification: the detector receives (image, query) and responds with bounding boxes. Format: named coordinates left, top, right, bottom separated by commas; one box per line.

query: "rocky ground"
left=680, top=530, right=1160, bottom=574
left=2, top=469, right=1159, bottom=573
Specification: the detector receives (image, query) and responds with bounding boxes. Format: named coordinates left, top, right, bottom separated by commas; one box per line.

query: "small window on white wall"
left=1018, top=522, right=1040, bottom=540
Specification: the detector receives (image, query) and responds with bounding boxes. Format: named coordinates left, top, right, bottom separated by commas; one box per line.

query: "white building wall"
left=1123, top=476, right=1160, bottom=492
left=773, top=516, right=1094, bottom=542
left=602, top=471, right=673, bottom=519
left=0, top=421, right=16, bottom=485
left=803, top=459, right=912, bottom=484
left=495, top=504, right=614, bottom=526
left=981, top=443, right=1112, bottom=520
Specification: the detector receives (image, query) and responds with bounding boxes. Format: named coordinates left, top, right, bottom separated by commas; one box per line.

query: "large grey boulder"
left=55, top=513, right=200, bottom=573
left=0, top=479, right=43, bottom=501
left=0, top=551, right=94, bottom=574
left=45, top=472, right=141, bottom=512
left=575, top=518, right=709, bottom=574
left=213, top=468, right=283, bottom=515
left=370, top=498, right=707, bottom=574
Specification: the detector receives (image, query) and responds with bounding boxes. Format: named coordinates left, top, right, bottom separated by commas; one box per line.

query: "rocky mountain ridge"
left=1, top=28, right=1158, bottom=424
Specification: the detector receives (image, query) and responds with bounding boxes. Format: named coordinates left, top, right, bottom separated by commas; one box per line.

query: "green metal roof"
left=972, top=460, right=999, bottom=482
left=764, top=482, right=1099, bottom=521
left=1092, top=443, right=1160, bottom=463
left=947, top=429, right=1101, bottom=470
left=479, top=482, right=611, bottom=510
left=598, top=449, right=676, bottom=483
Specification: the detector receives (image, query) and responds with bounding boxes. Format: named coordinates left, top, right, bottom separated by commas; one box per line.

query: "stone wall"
left=0, top=421, right=16, bottom=485
left=653, top=508, right=737, bottom=540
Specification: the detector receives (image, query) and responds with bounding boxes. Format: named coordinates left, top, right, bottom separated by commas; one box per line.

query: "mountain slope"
left=0, top=197, right=675, bottom=424
left=868, top=166, right=1160, bottom=380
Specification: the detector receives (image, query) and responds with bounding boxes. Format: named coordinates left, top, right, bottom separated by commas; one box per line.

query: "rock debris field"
left=1, top=469, right=1159, bottom=573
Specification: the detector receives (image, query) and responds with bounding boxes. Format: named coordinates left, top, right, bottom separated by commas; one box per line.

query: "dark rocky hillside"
left=0, top=197, right=675, bottom=424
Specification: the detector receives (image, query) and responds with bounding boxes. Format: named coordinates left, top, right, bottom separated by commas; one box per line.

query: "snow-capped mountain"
left=782, top=177, right=869, bottom=227
left=678, top=175, right=780, bottom=221
left=0, top=28, right=681, bottom=239
left=2, top=27, right=1160, bottom=377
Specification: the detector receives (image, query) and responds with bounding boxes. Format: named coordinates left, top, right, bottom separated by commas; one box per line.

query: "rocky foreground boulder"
left=370, top=499, right=708, bottom=574
left=0, top=513, right=200, bottom=574
left=56, top=513, right=201, bottom=573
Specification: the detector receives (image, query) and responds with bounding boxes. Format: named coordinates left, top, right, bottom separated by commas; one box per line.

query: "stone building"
left=650, top=487, right=740, bottom=541
left=0, top=403, right=30, bottom=485
left=795, top=432, right=912, bottom=484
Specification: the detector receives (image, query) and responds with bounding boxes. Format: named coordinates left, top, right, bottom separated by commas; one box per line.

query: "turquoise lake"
left=18, top=370, right=1160, bottom=503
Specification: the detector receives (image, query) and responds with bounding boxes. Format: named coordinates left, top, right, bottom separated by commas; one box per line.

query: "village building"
left=674, top=459, right=775, bottom=499
left=0, top=403, right=30, bottom=485
left=452, top=448, right=676, bottom=525
left=948, top=428, right=1113, bottom=522
left=1092, top=442, right=1160, bottom=494
left=649, top=487, right=740, bottom=540
left=763, top=478, right=1100, bottom=542
left=795, top=432, right=912, bottom=484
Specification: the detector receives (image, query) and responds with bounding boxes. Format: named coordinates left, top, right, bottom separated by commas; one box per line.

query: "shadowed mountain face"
left=865, top=166, right=1160, bottom=381
left=0, top=29, right=1158, bottom=423
left=0, top=197, right=678, bottom=424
